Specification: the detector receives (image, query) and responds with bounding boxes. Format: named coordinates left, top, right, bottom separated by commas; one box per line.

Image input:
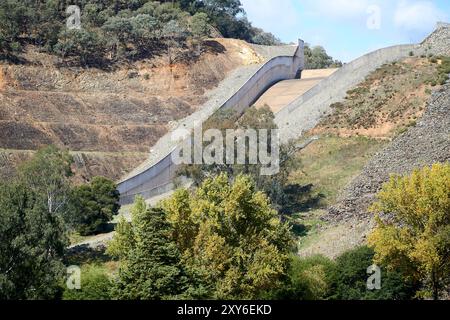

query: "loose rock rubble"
left=327, top=81, right=450, bottom=222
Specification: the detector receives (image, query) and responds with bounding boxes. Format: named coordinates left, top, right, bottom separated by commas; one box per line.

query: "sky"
left=241, top=0, right=450, bottom=62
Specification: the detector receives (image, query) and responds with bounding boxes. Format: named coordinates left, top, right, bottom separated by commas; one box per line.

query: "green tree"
left=272, top=255, right=334, bottom=300
left=327, top=246, right=418, bottom=300
left=0, top=146, right=75, bottom=299
left=109, top=196, right=189, bottom=300
left=251, top=28, right=281, bottom=46
left=202, top=0, right=243, bottom=17
left=200, top=0, right=243, bottom=38
left=304, top=44, right=342, bottom=69
left=162, top=19, right=189, bottom=64
left=190, top=12, right=210, bottom=38
left=71, top=177, right=120, bottom=236
left=102, top=15, right=134, bottom=59
left=162, top=174, right=293, bottom=299
left=0, top=182, right=67, bottom=299
left=162, top=189, right=197, bottom=253
left=0, top=0, right=24, bottom=58
left=102, top=13, right=162, bottom=60
left=54, top=28, right=106, bottom=66
left=368, top=163, right=450, bottom=300
left=18, top=145, right=74, bottom=218
left=34, top=0, right=64, bottom=49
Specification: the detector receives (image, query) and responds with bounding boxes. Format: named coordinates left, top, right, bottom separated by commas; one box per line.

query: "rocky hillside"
left=421, top=22, right=450, bottom=57
left=295, top=57, right=449, bottom=258
left=0, top=38, right=264, bottom=183
left=328, top=81, right=450, bottom=222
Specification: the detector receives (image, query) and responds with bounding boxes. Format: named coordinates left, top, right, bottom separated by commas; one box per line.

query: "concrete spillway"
left=117, top=40, right=306, bottom=204
left=254, top=69, right=338, bottom=113
left=117, top=23, right=450, bottom=204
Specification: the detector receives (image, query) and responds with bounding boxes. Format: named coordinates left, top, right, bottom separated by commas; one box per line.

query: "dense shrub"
left=190, top=12, right=210, bottom=38
left=54, top=28, right=106, bottom=66
left=71, top=177, right=120, bottom=236
left=63, top=264, right=112, bottom=300
left=327, top=246, right=418, bottom=300
left=271, top=255, right=335, bottom=300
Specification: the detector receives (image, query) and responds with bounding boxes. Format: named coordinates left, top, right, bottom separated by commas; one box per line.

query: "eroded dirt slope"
left=0, top=39, right=263, bottom=183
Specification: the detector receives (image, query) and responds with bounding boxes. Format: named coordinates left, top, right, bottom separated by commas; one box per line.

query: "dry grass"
left=314, top=57, right=442, bottom=139
left=298, top=217, right=375, bottom=259
left=289, top=57, right=446, bottom=258
left=289, top=134, right=386, bottom=207
left=286, top=135, right=385, bottom=256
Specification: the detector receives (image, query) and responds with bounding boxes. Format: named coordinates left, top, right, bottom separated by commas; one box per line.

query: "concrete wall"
left=276, top=24, right=450, bottom=143
left=117, top=24, right=450, bottom=204
left=436, top=21, right=450, bottom=29
left=117, top=40, right=305, bottom=204
left=222, top=49, right=304, bottom=114
left=275, top=44, right=423, bottom=142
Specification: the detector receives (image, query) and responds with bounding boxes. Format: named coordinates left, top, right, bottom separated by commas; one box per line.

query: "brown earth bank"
left=0, top=38, right=263, bottom=183
left=314, top=58, right=441, bottom=139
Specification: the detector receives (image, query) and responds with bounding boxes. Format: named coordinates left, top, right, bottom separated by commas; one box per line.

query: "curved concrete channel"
left=254, top=69, right=338, bottom=113
left=117, top=40, right=306, bottom=204
left=117, top=24, right=449, bottom=205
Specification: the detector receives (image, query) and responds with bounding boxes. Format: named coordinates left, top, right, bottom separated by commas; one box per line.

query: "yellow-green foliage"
left=106, top=197, right=147, bottom=260
left=63, top=264, right=112, bottom=300
left=161, top=173, right=293, bottom=299
left=368, top=163, right=450, bottom=299
left=162, top=189, right=197, bottom=254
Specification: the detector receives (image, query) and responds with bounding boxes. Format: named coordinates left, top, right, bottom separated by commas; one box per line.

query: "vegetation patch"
left=316, top=57, right=443, bottom=139
left=289, top=135, right=386, bottom=207
left=0, top=0, right=281, bottom=65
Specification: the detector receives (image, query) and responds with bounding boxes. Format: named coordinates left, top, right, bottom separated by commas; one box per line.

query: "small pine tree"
left=71, top=177, right=120, bottom=236
left=110, top=197, right=188, bottom=300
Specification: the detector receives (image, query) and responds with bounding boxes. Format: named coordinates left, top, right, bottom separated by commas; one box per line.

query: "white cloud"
left=394, top=0, right=447, bottom=32
left=302, top=0, right=370, bottom=19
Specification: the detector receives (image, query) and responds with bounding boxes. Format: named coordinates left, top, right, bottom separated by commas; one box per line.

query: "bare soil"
left=0, top=39, right=262, bottom=183
left=314, top=58, right=440, bottom=139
